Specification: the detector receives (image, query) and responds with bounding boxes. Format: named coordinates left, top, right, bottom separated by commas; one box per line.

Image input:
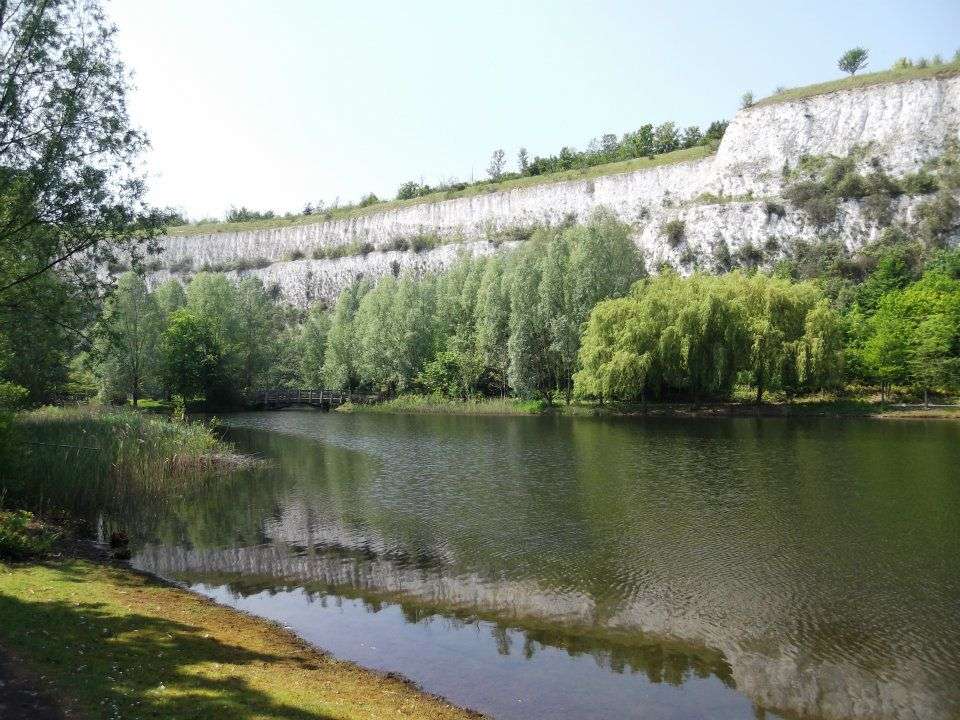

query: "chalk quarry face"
left=148, top=76, right=960, bottom=307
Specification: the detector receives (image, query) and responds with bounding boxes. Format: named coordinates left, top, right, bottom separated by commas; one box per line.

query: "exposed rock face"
left=150, top=76, right=960, bottom=306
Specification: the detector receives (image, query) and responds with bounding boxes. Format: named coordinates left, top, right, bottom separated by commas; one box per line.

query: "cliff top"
left=165, top=145, right=712, bottom=237
left=755, top=59, right=960, bottom=106
left=166, top=60, right=960, bottom=239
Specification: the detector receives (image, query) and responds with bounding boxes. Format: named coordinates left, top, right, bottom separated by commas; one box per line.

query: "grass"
left=0, top=406, right=231, bottom=516
left=339, top=394, right=545, bottom=416
left=164, top=145, right=714, bottom=238
left=0, top=559, right=478, bottom=720
left=341, top=390, right=960, bottom=419
left=756, top=60, right=960, bottom=106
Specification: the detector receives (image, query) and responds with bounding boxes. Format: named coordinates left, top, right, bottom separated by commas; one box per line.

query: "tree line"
left=76, top=209, right=960, bottom=409
left=397, top=120, right=729, bottom=200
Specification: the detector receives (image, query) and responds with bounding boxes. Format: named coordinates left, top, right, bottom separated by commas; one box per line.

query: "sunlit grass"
left=340, top=394, right=545, bottom=415
left=756, top=60, right=960, bottom=106
left=0, top=560, right=476, bottom=720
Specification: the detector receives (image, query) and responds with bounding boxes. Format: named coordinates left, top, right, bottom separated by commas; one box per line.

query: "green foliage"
left=915, top=191, right=959, bottom=247
left=838, top=47, right=869, bottom=75
left=901, top=170, right=940, bottom=195
left=662, top=219, right=686, bottom=248
left=0, top=510, right=58, bottom=560
left=0, top=407, right=225, bottom=517
left=94, top=273, right=161, bottom=405
left=575, top=273, right=844, bottom=403
left=160, top=310, right=228, bottom=402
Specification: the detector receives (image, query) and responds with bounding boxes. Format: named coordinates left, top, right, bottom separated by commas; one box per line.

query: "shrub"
left=838, top=47, right=869, bottom=76
left=783, top=180, right=822, bottom=205
left=389, top=237, right=411, bottom=252
left=283, top=249, right=305, bottom=262
left=804, top=195, right=840, bottom=227
left=662, top=219, right=686, bottom=248
left=410, top=233, right=441, bottom=253
left=916, top=191, right=959, bottom=247
left=764, top=201, right=786, bottom=221
left=892, top=57, right=913, bottom=70
left=740, top=91, right=754, bottom=109
left=0, top=510, right=58, bottom=560
left=358, top=193, right=380, bottom=208
left=901, top=171, right=940, bottom=195
left=734, top=241, right=764, bottom=269
left=835, top=172, right=869, bottom=200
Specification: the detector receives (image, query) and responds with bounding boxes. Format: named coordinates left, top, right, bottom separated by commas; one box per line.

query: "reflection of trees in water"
left=135, top=540, right=957, bottom=720
left=123, top=415, right=960, bottom=720
left=137, top=541, right=733, bottom=690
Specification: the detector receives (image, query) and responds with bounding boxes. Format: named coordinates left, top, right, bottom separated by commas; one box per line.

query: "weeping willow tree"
left=575, top=272, right=845, bottom=404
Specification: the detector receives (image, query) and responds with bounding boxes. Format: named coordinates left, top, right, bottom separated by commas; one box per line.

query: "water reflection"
left=121, top=411, right=960, bottom=720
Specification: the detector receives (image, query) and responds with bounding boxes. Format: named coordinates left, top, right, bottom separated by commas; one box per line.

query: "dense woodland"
left=18, top=206, right=952, bottom=410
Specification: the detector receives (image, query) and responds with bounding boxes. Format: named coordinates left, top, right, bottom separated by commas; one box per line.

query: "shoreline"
left=333, top=395, right=960, bottom=420
left=0, top=539, right=483, bottom=720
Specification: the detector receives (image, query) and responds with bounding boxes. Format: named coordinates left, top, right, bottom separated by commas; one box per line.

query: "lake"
left=124, top=410, right=960, bottom=720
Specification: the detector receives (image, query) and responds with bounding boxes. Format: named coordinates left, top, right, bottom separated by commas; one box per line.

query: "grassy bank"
left=339, top=395, right=545, bottom=416
left=756, top=59, right=960, bottom=106
left=0, top=558, right=478, bottom=720
left=339, top=393, right=960, bottom=420
left=166, top=145, right=713, bottom=237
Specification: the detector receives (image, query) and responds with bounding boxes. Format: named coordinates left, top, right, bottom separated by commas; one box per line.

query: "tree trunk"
left=924, top=388, right=929, bottom=408
left=755, top=382, right=763, bottom=406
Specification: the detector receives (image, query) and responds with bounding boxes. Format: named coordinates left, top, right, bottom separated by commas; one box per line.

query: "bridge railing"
left=246, top=389, right=380, bottom=408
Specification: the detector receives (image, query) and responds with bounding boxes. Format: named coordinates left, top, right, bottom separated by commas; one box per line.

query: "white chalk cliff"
left=151, top=76, right=960, bottom=306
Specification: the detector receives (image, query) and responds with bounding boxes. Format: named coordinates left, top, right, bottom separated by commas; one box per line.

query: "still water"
left=127, top=411, right=960, bottom=720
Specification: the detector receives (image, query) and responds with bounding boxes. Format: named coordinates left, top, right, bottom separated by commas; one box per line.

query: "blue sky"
left=110, top=0, right=960, bottom=220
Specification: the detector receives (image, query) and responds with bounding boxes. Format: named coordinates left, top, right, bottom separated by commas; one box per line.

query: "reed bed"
left=0, top=406, right=235, bottom=516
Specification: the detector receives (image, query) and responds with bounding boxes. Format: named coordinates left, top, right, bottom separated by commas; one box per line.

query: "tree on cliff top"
left=487, top=149, right=506, bottom=181
left=838, top=47, right=869, bottom=75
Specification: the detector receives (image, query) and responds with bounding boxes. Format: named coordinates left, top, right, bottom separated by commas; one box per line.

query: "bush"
left=804, top=195, right=840, bottom=226
left=662, top=219, right=686, bottom=248
left=916, top=191, right=959, bottom=247
left=764, top=201, right=786, bottom=220
left=901, top=171, right=940, bottom=195
left=358, top=193, right=380, bottom=208
left=283, top=249, right=305, bottom=262
left=835, top=172, right=869, bottom=200
left=0, top=510, right=58, bottom=560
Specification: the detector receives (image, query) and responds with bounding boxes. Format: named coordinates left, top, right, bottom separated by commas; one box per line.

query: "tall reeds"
left=0, top=406, right=231, bottom=516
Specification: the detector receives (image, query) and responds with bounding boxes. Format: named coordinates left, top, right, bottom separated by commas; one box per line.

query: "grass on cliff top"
left=756, top=59, right=960, bottom=106
left=165, top=144, right=714, bottom=238
left=0, top=559, right=478, bottom=720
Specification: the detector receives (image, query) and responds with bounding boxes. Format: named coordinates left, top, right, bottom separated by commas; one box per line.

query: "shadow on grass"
left=0, top=585, right=336, bottom=719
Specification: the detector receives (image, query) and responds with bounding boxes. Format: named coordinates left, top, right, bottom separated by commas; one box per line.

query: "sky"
left=109, top=0, right=960, bottom=220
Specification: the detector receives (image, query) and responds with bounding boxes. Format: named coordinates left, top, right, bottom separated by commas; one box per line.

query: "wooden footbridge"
left=246, top=389, right=379, bottom=411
